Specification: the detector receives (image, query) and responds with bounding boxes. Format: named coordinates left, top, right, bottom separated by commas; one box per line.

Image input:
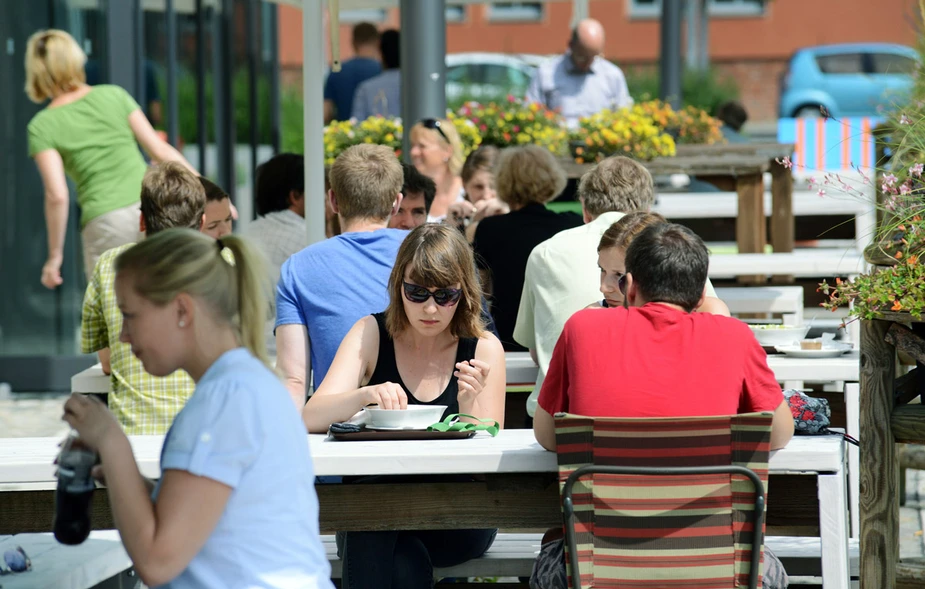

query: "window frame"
left=627, top=0, right=765, bottom=19
left=486, top=2, right=544, bottom=23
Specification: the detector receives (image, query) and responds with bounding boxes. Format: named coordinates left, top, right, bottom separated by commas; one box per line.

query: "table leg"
left=770, top=163, right=795, bottom=284
left=818, top=471, right=851, bottom=589
left=735, top=172, right=765, bottom=284
left=845, top=383, right=860, bottom=539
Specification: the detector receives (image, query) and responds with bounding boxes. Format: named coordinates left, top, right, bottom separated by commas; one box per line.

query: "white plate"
left=774, top=344, right=852, bottom=358
left=364, top=424, right=429, bottom=432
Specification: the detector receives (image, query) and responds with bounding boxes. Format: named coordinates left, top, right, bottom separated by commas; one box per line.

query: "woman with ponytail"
left=61, top=228, right=333, bottom=589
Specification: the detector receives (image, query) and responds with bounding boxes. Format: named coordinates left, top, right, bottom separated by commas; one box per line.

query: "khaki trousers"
left=80, top=202, right=143, bottom=278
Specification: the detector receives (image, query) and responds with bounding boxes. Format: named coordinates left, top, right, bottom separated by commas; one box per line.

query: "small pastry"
left=800, top=340, right=822, bottom=350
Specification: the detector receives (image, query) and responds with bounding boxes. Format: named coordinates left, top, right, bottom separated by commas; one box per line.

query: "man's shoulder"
left=593, top=58, right=625, bottom=77
left=95, top=243, right=135, bottom=275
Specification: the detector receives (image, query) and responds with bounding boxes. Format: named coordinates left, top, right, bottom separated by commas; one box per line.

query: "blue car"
left=779, top=43, right=918, bottom=118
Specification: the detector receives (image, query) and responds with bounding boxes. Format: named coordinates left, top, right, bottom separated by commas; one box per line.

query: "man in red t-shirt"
left=533, top=223, right=794, bottom=452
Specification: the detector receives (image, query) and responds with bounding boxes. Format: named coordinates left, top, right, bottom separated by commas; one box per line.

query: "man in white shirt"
left=525, top=19, right=633, bottom=128
left=513, top=156, right=729, bottom=418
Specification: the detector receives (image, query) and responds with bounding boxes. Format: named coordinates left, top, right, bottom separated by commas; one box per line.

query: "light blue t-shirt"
left=276, top=229, right=408, bottom=389
left=351, top=69, right=402, bottom=120
left=153, top=348, right=332, bottom=589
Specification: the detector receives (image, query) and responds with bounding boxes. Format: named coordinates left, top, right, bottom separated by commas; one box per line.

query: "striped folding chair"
left=554, top=412, right=773, bottom=589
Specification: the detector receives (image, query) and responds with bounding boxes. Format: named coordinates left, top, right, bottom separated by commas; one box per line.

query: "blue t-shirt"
left=323, top=57, right=382, bottom=121
left=276, top=229, right=408, bottom=389
left=153, top=348, right=332, bottom=589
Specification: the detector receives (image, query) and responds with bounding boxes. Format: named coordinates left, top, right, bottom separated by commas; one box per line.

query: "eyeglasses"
left=402, top=282, right=462, bottom=307
left=617, top=274, right=628, bottom=295
left=421, top=118, right=451, bottom=145
left=0, top=546, right=32, bottom=575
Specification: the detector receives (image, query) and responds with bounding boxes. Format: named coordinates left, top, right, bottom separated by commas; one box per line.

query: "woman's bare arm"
left=128, top=110, right=197, bottom=174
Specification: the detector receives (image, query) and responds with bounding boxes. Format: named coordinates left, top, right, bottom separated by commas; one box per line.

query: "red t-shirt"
left=538, top=303, right=784, bottom=419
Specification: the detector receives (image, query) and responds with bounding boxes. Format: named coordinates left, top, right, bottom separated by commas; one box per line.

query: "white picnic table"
left=707, top=250, right=867, bottom=279
left=0, top=430, right=851, bottom=589
left=0, top=530, right=130, bottom=589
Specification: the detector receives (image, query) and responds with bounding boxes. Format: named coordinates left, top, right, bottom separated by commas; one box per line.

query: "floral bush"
left=570, top=108, right=677, bottom=163
left=322, top=114, right=481, bottom=165
left=456, top=97, right=568, bottom=155
left=634, top=100, right=724, bottom=145
left=323, top=116, right=403, bottom=166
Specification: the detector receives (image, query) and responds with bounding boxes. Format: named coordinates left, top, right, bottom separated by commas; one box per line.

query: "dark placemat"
left=328, top=428, right=476, bottom=442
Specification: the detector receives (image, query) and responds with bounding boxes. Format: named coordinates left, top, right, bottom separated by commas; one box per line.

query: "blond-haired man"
left=513, top=155, right=729, bottom=418
left=276, top=144, right=405, bottom=408
left=81, top=162, right=206, bottom=434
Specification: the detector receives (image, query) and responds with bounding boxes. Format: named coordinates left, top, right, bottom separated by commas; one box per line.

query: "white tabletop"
left=0, top=430, right=842, bottom=491
left=0, top=530, right=130, bottom=589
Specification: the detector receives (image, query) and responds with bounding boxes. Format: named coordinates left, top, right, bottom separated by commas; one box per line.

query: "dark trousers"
left=336, top=528, right=498, bottom=589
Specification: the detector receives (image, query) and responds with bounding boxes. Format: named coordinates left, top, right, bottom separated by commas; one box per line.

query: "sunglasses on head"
left=421, top=118, right=450, bottom=144
left=0, top=546, right=32, bottom=575
left=402, top=282, right=462, bottom=307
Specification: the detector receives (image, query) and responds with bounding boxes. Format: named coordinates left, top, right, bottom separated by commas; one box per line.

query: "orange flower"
left=895, top=250, right=904, bottom=259
left=909, top=255, right=919, bottom=265
left=892, top=300, right=903, bottom=311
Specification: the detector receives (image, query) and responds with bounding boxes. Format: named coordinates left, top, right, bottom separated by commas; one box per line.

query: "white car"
left=445, top=52, right=551, bottom=103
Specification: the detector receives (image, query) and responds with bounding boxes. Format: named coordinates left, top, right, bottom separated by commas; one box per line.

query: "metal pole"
left=244, top=0, right=259, bottom=226
left=659, top=0, right=683, bottom=109
left=135, top=0, right=146, bottom=116
left=195, top=0, right=207, bottom=173
left=211, top=5, right=227, bottom=187
left=400, top=0, right=447, bottom=160
left=571, top=0, right=590, bottom=27
left=303, top=0, right=326, bottom=245
left=685, top=0, right=699, bottom=71
left=698, top=0, right=709, bottom=71
left=166, top=0, right=179, bottom=146
left=268, top=3, right=281, bottom=154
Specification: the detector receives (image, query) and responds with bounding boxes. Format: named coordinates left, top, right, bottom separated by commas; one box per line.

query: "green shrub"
left=623, top=66, right=740, bottom=116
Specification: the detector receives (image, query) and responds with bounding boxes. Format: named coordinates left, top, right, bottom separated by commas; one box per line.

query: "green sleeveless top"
left=27, top=85, right=147, bottom=228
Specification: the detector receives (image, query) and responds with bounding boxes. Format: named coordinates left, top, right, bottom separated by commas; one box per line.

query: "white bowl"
left=364, top=405, right=448, bottom=430
left=748, top=324, right=810, bottom=347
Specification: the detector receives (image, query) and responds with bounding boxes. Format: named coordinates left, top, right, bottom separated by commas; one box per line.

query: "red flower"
left=801, top=411, right=816, bottom=421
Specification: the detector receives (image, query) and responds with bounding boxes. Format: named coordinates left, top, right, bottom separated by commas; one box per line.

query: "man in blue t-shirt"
left=276, top=144, right=407, bottom=407
left=323, top=23, right=382, bottom=123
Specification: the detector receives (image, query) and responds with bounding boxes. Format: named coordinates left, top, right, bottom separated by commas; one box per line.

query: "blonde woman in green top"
left=25, top=29, right=198, bottom=289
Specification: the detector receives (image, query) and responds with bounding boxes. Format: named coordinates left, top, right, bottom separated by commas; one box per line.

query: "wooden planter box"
left=860, top=306, right=925, bottom=588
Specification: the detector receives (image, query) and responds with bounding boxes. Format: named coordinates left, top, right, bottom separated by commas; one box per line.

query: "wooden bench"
left=321, top=533, right=859, bottom=583
left=0, top=530, right=133, bottom=589
left=714, top=285, right=805, bottom=325
left=708, top=250, right=867, bottom=280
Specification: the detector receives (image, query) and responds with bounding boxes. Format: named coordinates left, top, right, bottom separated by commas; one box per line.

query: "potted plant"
left=568, top=107, right=677, bottom=164
left=456, top=97, right=568, bottom=155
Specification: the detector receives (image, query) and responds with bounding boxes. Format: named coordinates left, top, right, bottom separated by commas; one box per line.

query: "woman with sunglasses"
left=587, top=212, right=729, bottom=315
left=302, top=224, right=505, bottom=589
left=409, top=118, right=466, bottom=223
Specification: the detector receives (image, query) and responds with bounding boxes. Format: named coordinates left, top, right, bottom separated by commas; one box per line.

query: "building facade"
left=278, top=0, right=921, bottom=122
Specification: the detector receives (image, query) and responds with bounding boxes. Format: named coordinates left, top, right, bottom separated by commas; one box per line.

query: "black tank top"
left=367, top=312, right=479, bottom=420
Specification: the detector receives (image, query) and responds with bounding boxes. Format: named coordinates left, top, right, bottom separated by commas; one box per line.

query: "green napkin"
left=427, top=413, right=500, bottom=437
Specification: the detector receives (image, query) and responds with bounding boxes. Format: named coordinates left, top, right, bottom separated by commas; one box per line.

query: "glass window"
left=483, top=64, right=513, bottom=86
left=868, top=53, right=917, bottom=75
left=339, top=9, right=386, bottom=23
left=446, top=6, right=466, bottom=23
left=487, top=3, right=544, bottom=22
left=629, top=0, right=764, bottom=17
left=447, top=64, right=477, bottom=85
left=815, top=53, right=864, bottom=75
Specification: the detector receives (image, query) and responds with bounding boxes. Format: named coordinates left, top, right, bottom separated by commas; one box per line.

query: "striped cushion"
left=554, top=412, right=773, bottom=589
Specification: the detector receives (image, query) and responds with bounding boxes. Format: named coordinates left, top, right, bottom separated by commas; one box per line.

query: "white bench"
left=654, top=189, right=876, bottom=252
left=321, top=533, right=858, bottom=582
left=708, top=250, right=867, bottom=279
left=715, top=285, right=805, bottom=325
left=0, top=530, right=133, bottom=589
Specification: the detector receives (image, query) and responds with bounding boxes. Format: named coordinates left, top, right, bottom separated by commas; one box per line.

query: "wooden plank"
left=0, top=474, right=822, bottom=536
left=895, top=368, right=922, bottom=405
left=675, top=142, right=794, bottom=159
left=736, top=172, right=767, bottom=284
left=892, top=405, right=925, bottom=444
left=886, top=324, right=925, bottom=365
left=769, top=161, right=795, bottom=284
left=897, top=562, right=925, bottom=588
left=560, top=155, right=770, bottom=180
left=860, top=319, right=899, bottom=589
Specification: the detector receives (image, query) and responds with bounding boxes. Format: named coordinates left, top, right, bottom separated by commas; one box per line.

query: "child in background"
left=200, top=177, right=234, bottom=238
left=62, top=229, right=332, bottom=589
left=448, top=145, right=509, bottom=241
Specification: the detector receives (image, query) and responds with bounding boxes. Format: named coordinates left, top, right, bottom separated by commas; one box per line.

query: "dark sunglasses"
left=0, top=546, right=32, bottom=575
left=421, top=118, right=451, bottom=144
left=402, top=282, right=462, bottom=307
left=617, top=274, right=628, bottom=295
